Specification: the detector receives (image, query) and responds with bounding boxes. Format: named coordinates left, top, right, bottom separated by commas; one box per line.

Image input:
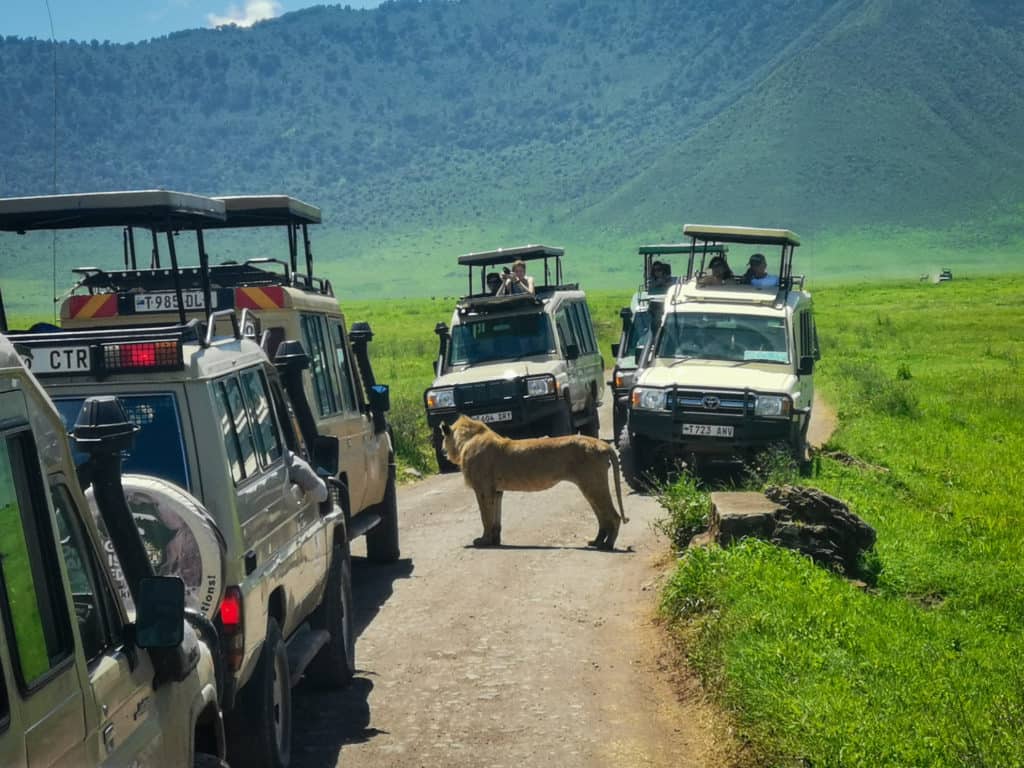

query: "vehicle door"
left=212, top=368, right=321, bottom=636
left=0, top=628, right=27, bottom=767
left=301, top=314, right=370, bottom=511
left=553, top=306, right=582, bottom=411
left=50, top=480, right=170, bottom=767
left=796, top=307, right=818, bottom=415
left=0, top=416, right=88, bottom=766
left=573, top=302, right=604, bottom=404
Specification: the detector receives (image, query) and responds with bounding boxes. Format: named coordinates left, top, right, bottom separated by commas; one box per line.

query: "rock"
left=708, top=486, right=875, bottom=577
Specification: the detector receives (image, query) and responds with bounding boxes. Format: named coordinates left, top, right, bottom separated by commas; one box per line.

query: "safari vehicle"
left=620, top=225, right=820, bottom=485
left=0, top=190, right=371, bottom=768
left=52, top=193, right=398, bottom=563
left=609, top=243, right=728, bottom=443
left=425, top=245, right=604, bottom=471
left=0, top=329, right=227, bottom=767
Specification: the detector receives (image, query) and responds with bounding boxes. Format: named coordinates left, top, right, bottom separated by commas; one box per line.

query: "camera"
left=502, top=267, right=511, bottom=275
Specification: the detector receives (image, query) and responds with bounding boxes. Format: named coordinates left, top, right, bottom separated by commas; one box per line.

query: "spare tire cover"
left=85, top=475, right=225, bottom=621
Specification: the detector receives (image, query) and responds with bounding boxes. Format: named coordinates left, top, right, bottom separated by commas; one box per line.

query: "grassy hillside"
left=1, top=0, right=1023, bottom=314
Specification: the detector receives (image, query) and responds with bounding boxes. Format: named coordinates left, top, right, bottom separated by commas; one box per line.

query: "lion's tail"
left=609, top=449, right=629, bottom=524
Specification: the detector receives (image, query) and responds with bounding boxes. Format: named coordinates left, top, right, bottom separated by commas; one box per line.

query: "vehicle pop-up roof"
left=0, top=190, right=333, bottom=331
left=457, top=244, right=569, bottom=301
left=680, top=224, right=802, bottom=293
left=0, top=190, right=227, bottom=330
left=637, top=243, right=728, bottom=293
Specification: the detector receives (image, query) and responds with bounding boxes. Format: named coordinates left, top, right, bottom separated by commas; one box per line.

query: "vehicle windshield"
left=623, top=311, right=652, bottom=358
left=448, top=313, right=554, bottom=366
left=657, top=312, right=790, bottom=363
left=54, top=393, right=191, bottom=491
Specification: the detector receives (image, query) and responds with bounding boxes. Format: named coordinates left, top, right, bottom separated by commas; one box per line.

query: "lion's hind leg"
left=472, top=487, right=503, bottom=547
left=579, top=481, right=621, bottom=551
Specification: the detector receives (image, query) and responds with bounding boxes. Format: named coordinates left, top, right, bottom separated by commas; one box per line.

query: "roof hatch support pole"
left=0, top=287, right=8, bottom=333
left=301, top=222, right=313, bottom=284
left=468, top=267, right=473, bottom=298
left=287, top=223, right=298, bottom=276
left=543, top=256, right=550, bottom=286
left=164, top=229, right=188, bottom=326
left=122, top=228, right=129, bottom=270
left=150, top=228, right=161, bottom=269
left=127, top=227, right=137, bottom=270
left=197, top=229, right=212, bottom=321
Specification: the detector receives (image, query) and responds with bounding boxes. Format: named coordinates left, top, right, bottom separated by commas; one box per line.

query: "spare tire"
left=86, top=475, right=225, bottom=621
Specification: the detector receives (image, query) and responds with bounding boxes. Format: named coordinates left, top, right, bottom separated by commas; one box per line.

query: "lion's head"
left=440, top=415, right=492, bottom=465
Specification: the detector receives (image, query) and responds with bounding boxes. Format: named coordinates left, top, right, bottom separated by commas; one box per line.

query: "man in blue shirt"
left=741, top=253, right=779, bottom=289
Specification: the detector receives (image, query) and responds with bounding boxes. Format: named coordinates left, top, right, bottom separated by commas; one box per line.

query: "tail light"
left=102, top=341, right=183, bottom=372
left=219, top=586, right=244, bottom=672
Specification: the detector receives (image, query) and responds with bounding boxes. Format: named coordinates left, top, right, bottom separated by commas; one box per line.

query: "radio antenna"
left=44, top=0, right=59, bottom=322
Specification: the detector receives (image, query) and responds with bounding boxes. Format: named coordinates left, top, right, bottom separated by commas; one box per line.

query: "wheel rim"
left=272, top=646, right=291, bottom=758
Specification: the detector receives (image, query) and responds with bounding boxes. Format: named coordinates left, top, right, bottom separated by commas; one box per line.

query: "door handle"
left=103, top=723, right=116, bottom=752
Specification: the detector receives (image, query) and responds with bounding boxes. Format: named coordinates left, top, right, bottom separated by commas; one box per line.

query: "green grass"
left=659, top=275, right=1024, bottom=767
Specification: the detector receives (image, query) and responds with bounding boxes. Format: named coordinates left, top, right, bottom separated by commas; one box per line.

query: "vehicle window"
left=223, top=378, right=259, bottom=480
left=240, top=369, right=282, bottom=467
left=554, top=309, right=575, bottom=357
left=51, top=485, right=120, bottom=663
left=448, top=313, right=554, bottom=366
left=54, top=394, right=190, bottom=492
left=578, top=303, right=598, bottom=354
left=568, top=303, right=596, bottom=355
left=625, top=311, right=652, bottom=356
left=0, top=431, right=74, bottom=689
left=301, top=314, right=340, bottom=417
left=657, top=313, right=790, bottom=364
left=327, top=319, right=359, bottom=413
left=213, top=381, right=245, bottom=483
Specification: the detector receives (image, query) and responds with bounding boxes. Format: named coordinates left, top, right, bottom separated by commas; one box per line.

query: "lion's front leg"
left=472, top=488, right=502, bottom=547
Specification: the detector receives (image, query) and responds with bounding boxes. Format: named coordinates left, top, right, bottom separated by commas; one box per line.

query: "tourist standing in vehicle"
left=499, top=259, right=535, bottom=295
left=740, top=253, right=779, bottom=288
left=700, top=255, right=735, bottom=286
left=647, top=261, right=673, bottom=292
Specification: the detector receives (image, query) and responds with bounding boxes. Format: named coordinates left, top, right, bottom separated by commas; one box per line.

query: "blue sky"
left=4, top=0, right=382, bottom=44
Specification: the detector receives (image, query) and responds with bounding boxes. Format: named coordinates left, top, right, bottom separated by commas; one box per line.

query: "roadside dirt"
left=293, top=393, right=837, bottom=767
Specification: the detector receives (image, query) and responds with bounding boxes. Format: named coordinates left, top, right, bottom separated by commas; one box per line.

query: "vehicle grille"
left=666, top=389, right=753, bottom=416
left=455, top=379, right=522, bottom=408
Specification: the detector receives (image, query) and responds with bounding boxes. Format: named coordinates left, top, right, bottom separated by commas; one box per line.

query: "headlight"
left=525, top=375, right=557, bottom=397
left=754, top=395, right=791, bottom=418
left=425, top=387, right=455, bottom=409
left=631, top=387, right=667, bottom=411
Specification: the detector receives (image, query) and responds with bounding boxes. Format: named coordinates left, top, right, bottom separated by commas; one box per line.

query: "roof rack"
left=457, top=244, right=565, bottom=297
left=681, top=223, right=802, bottom=296
left=0, top=190, right=225, bottom=232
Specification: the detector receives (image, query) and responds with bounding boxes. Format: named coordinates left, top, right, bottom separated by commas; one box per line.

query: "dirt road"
left=293, top=393, right=835, bottom=767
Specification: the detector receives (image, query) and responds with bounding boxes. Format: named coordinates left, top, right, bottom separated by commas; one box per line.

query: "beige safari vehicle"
left=425, top=245, right=604, bottom=471
left=0, top=331, right=227, bottom=767
left=0, top=191, right=375, bottom=768
left=621, top=224, right=820, bottom=486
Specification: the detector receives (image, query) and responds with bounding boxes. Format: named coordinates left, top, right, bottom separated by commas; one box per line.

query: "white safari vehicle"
left=0, top=191, right=371, bottom=768
left=621, top=225, right=820, bottom=486
left=0, top=330, right=227, bottom=767
left=609, top=243, right=728, bottom=442
left=425, top=245, right=604, bottom=471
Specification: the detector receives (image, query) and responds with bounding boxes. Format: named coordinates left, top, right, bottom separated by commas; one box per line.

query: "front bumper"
left=425, top=396, right=565, bottom=438
left=628, top=406, right=805, bottom=456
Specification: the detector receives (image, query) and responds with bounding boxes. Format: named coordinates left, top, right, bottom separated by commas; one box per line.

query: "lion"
left=440, top=415, right=629, bottom=550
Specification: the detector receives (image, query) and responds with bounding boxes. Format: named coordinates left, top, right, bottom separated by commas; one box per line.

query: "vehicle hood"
left=432, top=358, right=562, bottom=387
left=637, top=360, right=798, bottom=394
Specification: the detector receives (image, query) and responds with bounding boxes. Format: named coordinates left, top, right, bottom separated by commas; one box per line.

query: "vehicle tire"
left=194, top=754, right=230, bottom=768
left=308, top=542, right=356, bottom=688
left=612, top=402, right=625, bottom=447
left=549, top=400, right=573, bottom=437
left=619, top=425, right=655, bottom=492
left=227, top=619, right=291, bottom=768
left=433, top=428, right=458, bottom=473
left=365, top=460, right=400, bottom=562
left=792, top=416, right=811, bottom=470
left=579, top=397, right=600, bottom=438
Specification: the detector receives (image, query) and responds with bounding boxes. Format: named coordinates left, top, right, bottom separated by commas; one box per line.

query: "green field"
left=657, top=275, right=1024, bottom=766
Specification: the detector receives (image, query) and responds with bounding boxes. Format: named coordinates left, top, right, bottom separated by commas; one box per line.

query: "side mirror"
left=565, top=343, right=580, bottom=361
left=433, top=360, right=440, bottom=376
left=634, top=347, right=644, bottom=365
left=273, top=339, right=310, bottom=375
left=619, top=307, right=632, bottom=320
left=135, top=576, right=185, bottom=649
left=610, top=343, right=620, bottom=358
left=798, top=355, right=815, bottom=376
left=313, top=435, right=340, bottom=476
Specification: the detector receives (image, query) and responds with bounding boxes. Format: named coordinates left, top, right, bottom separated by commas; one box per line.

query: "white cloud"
left=207, top=0, right=282, bottom=29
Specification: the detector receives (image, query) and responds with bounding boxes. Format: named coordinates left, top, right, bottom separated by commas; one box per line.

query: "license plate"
left=21, top=346, right=92, bottom=374
left=681, top=423, right=734, bottom=437
left=133, top=291, right=217, bottom=313
left=478, top=410, right=513, bottom=424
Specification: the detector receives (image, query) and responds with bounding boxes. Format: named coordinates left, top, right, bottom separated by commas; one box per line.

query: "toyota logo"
left=702, top=396, right=720, bottom=410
